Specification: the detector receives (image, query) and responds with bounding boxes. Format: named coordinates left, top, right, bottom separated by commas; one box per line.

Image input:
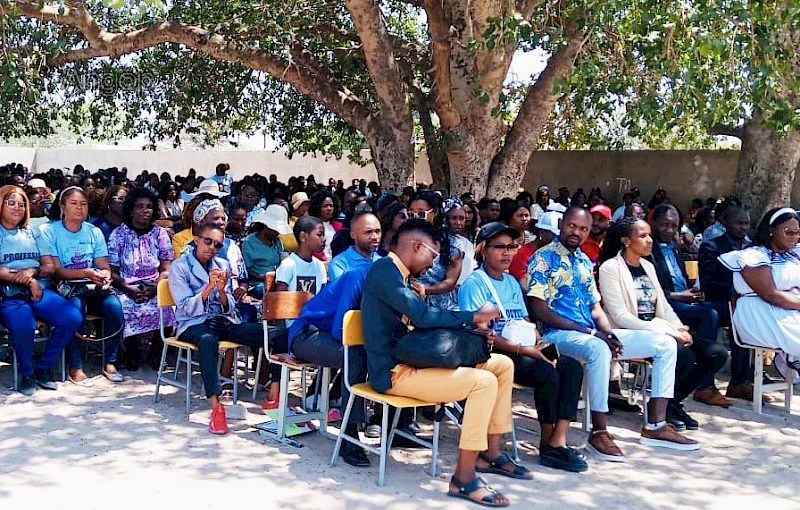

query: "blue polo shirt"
left=328, top=246, right=380, bottom=281
left=288, top=266, right=369, bottom=350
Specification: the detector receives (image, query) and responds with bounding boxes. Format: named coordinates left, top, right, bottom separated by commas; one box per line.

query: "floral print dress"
left=108, top=224, right=175, bottom=338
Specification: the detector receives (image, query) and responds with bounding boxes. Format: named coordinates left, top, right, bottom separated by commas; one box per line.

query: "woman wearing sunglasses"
left=169, top=224, right=268, bottom=435
left=408, top=191, right=463, bottom=310
left=38, top=186, right=125, bottom=383
left=0, top=185, right=83, bottom=395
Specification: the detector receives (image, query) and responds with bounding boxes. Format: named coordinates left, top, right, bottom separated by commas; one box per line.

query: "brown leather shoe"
left=726, top=382, right=776, bottom=403
left=693, top=387, right=733, bottom=408
left=640, top=424, right=700, bottom=451
left=586, top=430, right=625, bottom=462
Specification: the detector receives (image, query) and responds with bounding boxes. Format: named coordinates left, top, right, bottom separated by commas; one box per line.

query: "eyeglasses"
left=417, top=241, right=439, bottom=257
left=199, top=236, right=224, bottom=250
left=408, top=209, right=433, bottom=219
left=110, top=196, right=126, bottom=202
left=783, top=228, right=800, bottom=237
left=487, top=243, right=520, bottom=252
left=4, top=199, right=27, bottom=209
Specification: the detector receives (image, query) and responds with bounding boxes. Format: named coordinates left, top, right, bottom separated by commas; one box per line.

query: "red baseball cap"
left=589, top=204, right=612, bottom=220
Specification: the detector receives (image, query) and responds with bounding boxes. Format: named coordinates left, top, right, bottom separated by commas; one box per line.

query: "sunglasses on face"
left=487, top=243, right=520, bottom=252
left=199, top=236, right=224, bottom=250
left=408, top=209, right=432, bottom=219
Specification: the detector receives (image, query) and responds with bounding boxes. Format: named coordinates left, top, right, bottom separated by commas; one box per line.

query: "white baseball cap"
left=536, top=211, right=562, bottom=235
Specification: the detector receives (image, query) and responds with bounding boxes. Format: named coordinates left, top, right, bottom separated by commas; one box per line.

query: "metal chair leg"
left=153, top=340, right=169, bottom=404
left=276, top=365, right=291, bottom=438
left=510, top=414, right=520, bottom=462
left=330, top=392, right=357, bottom=467
left=185, top=349, right=192, bottom=415
left=251, top=347, right=263, bottom=401
left=754, top=349, right=764, bottom=414
left=431, top=404, right=441, bottom=477
left=232, top=347, right=239, bottom=405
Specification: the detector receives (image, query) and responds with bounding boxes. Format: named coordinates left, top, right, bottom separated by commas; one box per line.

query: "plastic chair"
left=330, top=310, right=443, bottom=487
left=729, top=299, right=793, bottom=414
left=153, top=280, right=243, bottom=414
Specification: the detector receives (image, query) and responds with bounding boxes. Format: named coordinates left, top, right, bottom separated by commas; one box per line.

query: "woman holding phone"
left=458, top=222, right=586, bottom=473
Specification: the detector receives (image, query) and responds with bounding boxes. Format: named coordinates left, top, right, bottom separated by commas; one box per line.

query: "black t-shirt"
left=627, top=263, right=656, bottom=321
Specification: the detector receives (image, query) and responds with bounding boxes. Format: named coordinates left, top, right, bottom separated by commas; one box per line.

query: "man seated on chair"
left=362, top=218, right=528, bottom=508
left=528, top=206, right=698, bottom=463
left=169, top=224, right=287, bottom=435
left=328, top=211, right=382, bottom=282
left=288, top=213, right=381, bottom=467
left=698, top=206, right=762, bottom=402
left=647, top=204, right=731, bottom=409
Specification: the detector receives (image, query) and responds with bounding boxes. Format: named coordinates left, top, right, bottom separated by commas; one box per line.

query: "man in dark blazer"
left=647, top=204, right=731, bottom=408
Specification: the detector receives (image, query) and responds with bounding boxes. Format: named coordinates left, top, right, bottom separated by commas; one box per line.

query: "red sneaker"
left=261, top=397, right=280, bottom=412
left=209, top=404, right=229, bottom=435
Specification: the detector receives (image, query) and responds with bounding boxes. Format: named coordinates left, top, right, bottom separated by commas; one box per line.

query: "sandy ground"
left=1, top=359, right=799, bottom=510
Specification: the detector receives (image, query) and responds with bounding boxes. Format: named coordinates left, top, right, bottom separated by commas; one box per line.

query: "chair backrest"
left=685, top=260, right=699, bottom=281
left=157, top=279, right=175, bottom=307
left=262, top=291, right=312, bottom=321
left=264, top=271, right=276, bottom=293
left=342, top=310, right=364, bottom=347
left=728, top=296, right=745, bottom=348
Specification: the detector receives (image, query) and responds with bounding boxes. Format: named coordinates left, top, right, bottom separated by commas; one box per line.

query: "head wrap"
left=193, top=199, right=227, bottom=226
left=443, top=197, right=464, bottom=214
left=769, top=207, right=797, bottom=226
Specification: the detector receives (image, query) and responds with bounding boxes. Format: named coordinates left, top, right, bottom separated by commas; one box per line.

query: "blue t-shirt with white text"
left=0, top=226, right=41, bottom=270
left=458, top=268, right=528, bottom=335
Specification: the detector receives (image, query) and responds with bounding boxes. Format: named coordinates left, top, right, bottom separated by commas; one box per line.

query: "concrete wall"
left=0, top=148, right=433, bottom=189
left=524, top=150, right=744, bottom=212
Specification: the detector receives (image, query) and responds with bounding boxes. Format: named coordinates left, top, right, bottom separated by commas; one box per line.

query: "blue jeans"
left=0, top=289, right=83, bottom=376
left=67, top=294, right=124, bottom=369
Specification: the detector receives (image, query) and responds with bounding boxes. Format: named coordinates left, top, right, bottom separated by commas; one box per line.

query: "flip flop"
left=476, top=452, right=533, bottom=480
left=448, top=476, right=509, bottom=508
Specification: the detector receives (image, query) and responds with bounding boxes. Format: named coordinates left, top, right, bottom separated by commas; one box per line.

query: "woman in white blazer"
left=597, top=218, right=727, bottom=431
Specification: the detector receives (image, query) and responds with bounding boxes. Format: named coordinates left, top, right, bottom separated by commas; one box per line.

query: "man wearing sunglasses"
left=170, top=225, right=286, bottom=435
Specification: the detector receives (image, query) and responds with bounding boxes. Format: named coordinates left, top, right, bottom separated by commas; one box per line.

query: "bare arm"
left=742, top=265, right=800, bottom=311
left=424, top=251, right=463, bottom=295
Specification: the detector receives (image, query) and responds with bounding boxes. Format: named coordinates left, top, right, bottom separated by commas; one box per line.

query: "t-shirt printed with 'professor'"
left=37, top=221, right=108, bottom=270
left=0, top=226, right=41, bottom=270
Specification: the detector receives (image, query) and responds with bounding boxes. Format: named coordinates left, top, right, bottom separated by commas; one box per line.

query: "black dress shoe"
left=609, top=396, right=641, bottom=413
left=340, top=445, right=370, bottom=467
left=668, top=402, right=699, bottom=430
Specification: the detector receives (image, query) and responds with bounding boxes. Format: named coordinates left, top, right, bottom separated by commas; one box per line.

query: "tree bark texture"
left=366, top=116, right=416, bottom=192
left=733, top=114, right=800, bottom=223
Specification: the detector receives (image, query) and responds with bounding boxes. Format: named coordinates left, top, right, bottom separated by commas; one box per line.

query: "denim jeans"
left=544, top=328, right=677, bottom=413
left=67, top=293, right=124, bottom=369
left=0, top=289, right=83, bottom=376
left=180, top=318, right=287, bottom=397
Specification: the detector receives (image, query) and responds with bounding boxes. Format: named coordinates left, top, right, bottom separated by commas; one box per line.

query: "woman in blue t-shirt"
left=458, top=222, right=586, bottom=473
left=38, top=187, right=125, bottom=384
left=0, top=185, right=83, bottom=395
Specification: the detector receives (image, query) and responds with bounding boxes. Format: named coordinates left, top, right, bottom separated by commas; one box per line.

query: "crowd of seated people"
left=2, top=159, right=800, bottom=508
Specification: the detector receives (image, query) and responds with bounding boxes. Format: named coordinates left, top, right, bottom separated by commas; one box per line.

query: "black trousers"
left=509, top=352, right=583, bottom=424
left=673, top=336, right=728, bottom=402
left=290, top=324, right=367, bottom=424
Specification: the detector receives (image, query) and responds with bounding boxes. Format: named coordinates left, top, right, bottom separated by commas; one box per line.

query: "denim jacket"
left=169, top=249, right=241, bottom=338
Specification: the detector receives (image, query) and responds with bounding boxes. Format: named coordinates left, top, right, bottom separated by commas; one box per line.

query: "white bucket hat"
left=251, top=205, right=292, bottom=235
left=191, top=178, right=228, bottom=198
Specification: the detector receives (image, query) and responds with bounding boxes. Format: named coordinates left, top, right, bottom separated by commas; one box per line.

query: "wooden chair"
left=252, top=290, right=332, bottom=443
left=264, top=271, right=276, bottom=293
left=331, top=310, right=444, bottom=487
left=153, top=280, right=243, bottom=415
left=729, top=299, right=793, bottom=414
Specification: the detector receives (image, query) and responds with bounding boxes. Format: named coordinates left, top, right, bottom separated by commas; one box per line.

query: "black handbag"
left=56, top=278, right=112, bottom=299
left=393, top=327, right=491, bottom=369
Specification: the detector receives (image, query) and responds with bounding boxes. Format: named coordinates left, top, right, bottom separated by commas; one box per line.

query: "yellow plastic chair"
left=330, top=310, right=444, bottom=487
left=153, top=279, right=243, bottom=415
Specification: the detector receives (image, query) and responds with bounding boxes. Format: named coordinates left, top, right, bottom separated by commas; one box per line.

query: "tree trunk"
left=367, top=118, right=415, bottom=193
left=445, top=124, right=503, bottom=197
left=733, top=114, right=800, bottom=223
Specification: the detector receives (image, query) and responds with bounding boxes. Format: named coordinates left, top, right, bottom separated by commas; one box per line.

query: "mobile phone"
left=541, top=343, right=560, bottom=362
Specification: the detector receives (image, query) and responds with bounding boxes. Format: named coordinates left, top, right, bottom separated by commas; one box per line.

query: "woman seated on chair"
left=0, top=185, right=83, bottom=395
left=38, top=186, right=125, bottom=384
left=719, top=207, right=800, bottom=378
left=108, top=187, right=174, bottom=371
left=458, top=222, right=587, bottom=473
left=597, top=217, right=728, bottom=431
left=169, top=224, right=287, bottom=435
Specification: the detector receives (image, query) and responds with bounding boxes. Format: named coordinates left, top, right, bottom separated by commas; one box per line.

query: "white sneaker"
left=364, top=424, right=381, bottom=438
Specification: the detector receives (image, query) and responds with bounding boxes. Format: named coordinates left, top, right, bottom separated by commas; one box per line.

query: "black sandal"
left=476, top=452, right=533, bottom=480
left=448, top=476, right=509, bottom=508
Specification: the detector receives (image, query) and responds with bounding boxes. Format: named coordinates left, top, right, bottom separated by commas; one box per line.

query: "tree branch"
left=411, top=85, right=449, bottom=189
left=1, top=0, right=374, bottom=133
left=709, top=123, right=744, bottom=139
left=423, top=0, right=460, bottom=130
left=344, top=0, right=410, bottom=125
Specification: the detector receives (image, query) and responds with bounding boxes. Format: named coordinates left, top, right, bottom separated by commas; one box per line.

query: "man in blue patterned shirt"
left=528, top=207, right=697, bottom=463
